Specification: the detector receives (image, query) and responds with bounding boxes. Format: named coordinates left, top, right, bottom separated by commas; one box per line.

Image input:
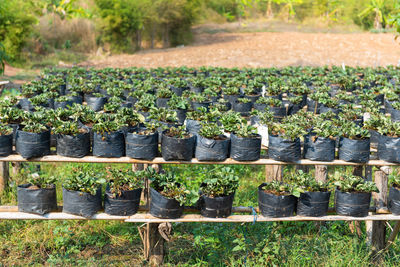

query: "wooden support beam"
left=370, top=170, right=388, bottom=256
left=265, top=165, right=282, bottom=182
left=315, top=165, right=327, bottom=182
left=0, top=162, right=9, bottom=195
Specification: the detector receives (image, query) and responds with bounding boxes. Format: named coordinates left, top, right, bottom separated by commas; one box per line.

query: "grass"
left=1, top=163, right=400, bottom=266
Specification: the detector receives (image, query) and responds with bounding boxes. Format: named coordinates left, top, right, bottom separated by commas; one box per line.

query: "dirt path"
left=81, top=32, right=400, bottom=68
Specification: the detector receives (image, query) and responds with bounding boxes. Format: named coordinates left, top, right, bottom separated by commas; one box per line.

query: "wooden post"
left=370, top=170, right=388, bottom=255
left=12, top=162, right=22, bottom=176
left=0, top=162, right=9, bottom=194
left=265, top=165, right=282, bottom=182
left=315, top=165, right=327, bottom=182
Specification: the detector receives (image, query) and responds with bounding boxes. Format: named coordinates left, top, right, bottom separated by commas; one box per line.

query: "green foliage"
left=260, top=181, right=293, bottom=195
left=150, top=171, right=196, bottom=205
left=269, top=121, right=307, bottom=141
left=334, top=174, right=379, bottom=193
left=0, top=42, right=7, bottom=75
left=106, top=167, right=145, bottom=197
left=52, top=121, right=85, bottom=136
left=21, top=120, right=48, bottom=134
left=220, top=111, right=244, bottom=133
left=0, top=124, right=13, bottom=136
left=148, top=107, right=178, bottom=123
left=63, top=167, right=106, bottom=195
left=165, top=125, right=190, bottom=139
left=389, top=172, right=400, bottom=188
left=26, top=172, right=56, bottom=189
left=199, top=122, right=224, bottom=139
left=200, top=167, right=239, bottom=197
left=92, top=114, right=127, bottom=134
left=337, top=119, right=370, bottom=139
left=234, top=124, right=258, bottom=138
left=290, top=170, right=330, bottom=193
left=0, top=0, right=37, bottom=61
left=168, top=95, right=190, bottom=110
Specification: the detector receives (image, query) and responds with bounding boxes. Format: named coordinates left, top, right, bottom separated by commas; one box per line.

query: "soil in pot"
left=338, top=137, right=370, bottom=163
left=303, top=135, right=335, bottom=161
left=161, top=131, right=195, bottom=161
left=17, top=184, right=57, bottom=215
left=230, top=133, right=261, bottom=161
left=104, top=188, right=142, bottom=216
left=334, top=189, right=371, bottom=217
left=126, top=129, right=159, bottom=160
left=297, top=191, right=331, bottom=217
left=93, top=131, right=125, bottom=158
left=199, top=193, right=235, bottom=218
left=258, top=184, right=297, bottom=217
left=56, top=128, right=91, bottom=158
left=149, top=187, right=184, bottom=219
left=16, top=129, right=51, bottom=159
left=62, top=187, right=102, bottom=218
left=195, top=135, right=230, bottom=161
left=389, top=186, right=400, bottom=215
left=268, top=134, right=301, bottom=162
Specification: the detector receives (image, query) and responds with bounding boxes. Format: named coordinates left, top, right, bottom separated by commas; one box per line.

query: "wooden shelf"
left=0, top=154, right=397, bottom=166
left=0, top=211, right=399, bottom=222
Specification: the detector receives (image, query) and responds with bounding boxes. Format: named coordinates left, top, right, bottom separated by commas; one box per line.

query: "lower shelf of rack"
left=1, top=212, right=400, bottom=222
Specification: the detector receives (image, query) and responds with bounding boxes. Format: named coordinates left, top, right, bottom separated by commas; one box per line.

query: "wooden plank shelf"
left=1, top=211, right=399, bottom=222
left=0, top=154, right=398, bottom=166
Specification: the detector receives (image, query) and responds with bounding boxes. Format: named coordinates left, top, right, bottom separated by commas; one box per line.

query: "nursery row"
left=2, top=66, right=400, bottom=162
left=16, top=167, right=400, bottom=219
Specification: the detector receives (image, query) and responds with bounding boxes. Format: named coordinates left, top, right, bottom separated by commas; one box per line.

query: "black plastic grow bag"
left=15, top=129, right=51, bottom=159
left=85, top=95, right=107, bottom=112
left=199, top=193, right=235, bottom=218
left=377, top=134, right=400, bottom=163
left=258, top=184, right=297, bottom=217
left=297, top=191, right=331, bottom=217
left=161, top=132, right=195, bottom=161
left=174, top=109, right=187, bottom=124
left=8, top=123, right=18, bottom=146
left=233, top=101, right=253, bottom=115
left=149, top=187, right=184, bottom=219
left=62, top=187, right=102, bottom=218
left=186, top=119, right=201, bottom=136
left=338, top=137, right=370, bottom=163
left=126, top=130, right=159, bottom=160
left=156, top=97, right=170, bottom=108
left=389, top=187, right=400, bottom=215
left=195, top=135, right=230, bottom=161
left=93, top=131, right=125, bottom=158
left=0, top=133, right=13, bottom=157
left=56, top=131, right=91, bottom=158
left=104, top=188, right=142, bottom=216
left=268, top=134, right=301, bottom=162
left=335, top=189, right=371, bottom=217
left=370, top=130, right=380, bottom=149
left=303, top=135, right=336, bottom=161
left=230, top=133, right=261, bottom=161
left=17, top=184, right=57, bottom=215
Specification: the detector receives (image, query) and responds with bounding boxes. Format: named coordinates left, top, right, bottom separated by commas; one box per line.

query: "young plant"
left=165, top=125, right=191, bottom=139
left=199, top=122, right=224, bottom=139
left=334, top=175, right=378, bottom=193
left=148, top=107, right=178, bottom=123
left=337, top=119, right=370, bottom=140
left=269, top=121, right=307, bottom=141
left=52, top=121, right=86, bottom=136
left=21, top=120, right=48, bottom=134
left=168, top=95, right=190, bottom=110
left=156, top=87, right=174, bottom=99
left=237, top=97, right=251, bottom=104
left=290, top=170, right=330, bottom=193
left=26, top=172, right=56, bottom=189
left=220, top=111, right=245, bottom=133
left=106, top=167, right=145, bottom=198
left=92, top=114, right=127, bottom=134
left=234, top=124, right=258, bottom=138
left=260, top=181, right=294, bottom=196
left=256, top=97, right=282, bottom=107
left=0, top=125, right=13, bottom=136
left=63, top=168, right=106, bottom=195
left=150, top=171, right=191, bottom=205
left=200, top=167, right=239, bottom=197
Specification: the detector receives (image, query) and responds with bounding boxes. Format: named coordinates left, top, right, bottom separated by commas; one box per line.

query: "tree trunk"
left=136, top=29, right=142, bottom=50
left=163, top=24, right=169, bottom=48
left=266, top=0, right=274, bottom=19
left=150, top=25, right=156, bottom=49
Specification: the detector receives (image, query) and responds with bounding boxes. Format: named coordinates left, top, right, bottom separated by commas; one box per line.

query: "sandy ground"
left=80, top=32, right=400, bottom=68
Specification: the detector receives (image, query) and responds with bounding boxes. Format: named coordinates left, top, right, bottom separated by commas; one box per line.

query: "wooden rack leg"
left=11, top=162, right=22, bottom=176
left=265, top=165, right=282, bottom=182
left=370, top=170, right=388, bottom=256
left=315, top=165, right=327, bottom=182
left=0, top=162, right=9, bottom=195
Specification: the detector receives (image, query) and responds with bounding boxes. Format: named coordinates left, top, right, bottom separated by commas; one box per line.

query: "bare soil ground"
left=81, top=31, right=400, bottom=68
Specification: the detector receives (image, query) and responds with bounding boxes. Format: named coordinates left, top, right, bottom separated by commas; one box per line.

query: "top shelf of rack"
left=0, top=154, right=397, bottom=166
